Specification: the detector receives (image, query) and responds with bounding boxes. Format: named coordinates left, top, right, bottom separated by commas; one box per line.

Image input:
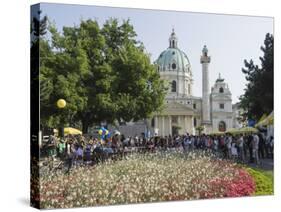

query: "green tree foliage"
left=239, top=33, right=273, bottom=121
left=39, top=18, right=167, bottom=133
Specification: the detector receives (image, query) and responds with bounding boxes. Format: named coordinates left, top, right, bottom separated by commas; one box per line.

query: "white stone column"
left=184, top=116, right=188, bottom=134
left=178, top=116, right=181, bottom=134
left=169, top=116, right=172, bottom=135
left=200, top=46, right=211, bottom=124
left=162, top=116, right=165, bottom=136
left=154, top=116, right=158, bottom=136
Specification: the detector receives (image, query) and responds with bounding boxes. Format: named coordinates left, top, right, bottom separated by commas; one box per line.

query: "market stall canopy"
left=54, top=127, right=82, bottom=135
left=225, top=128, right=240, bottom=135
left=209, top=131, right=225, bottom=135
left=238, top=127, right=258, bottom=134
left=255, top=111, right=274, bottom=127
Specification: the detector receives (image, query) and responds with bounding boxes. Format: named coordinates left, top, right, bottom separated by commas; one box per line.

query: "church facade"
left=149, top=29, right=234, bottom=136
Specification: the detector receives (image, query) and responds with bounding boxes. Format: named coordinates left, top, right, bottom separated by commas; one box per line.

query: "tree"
left=239, top=33, right=273, bottom=121
left=40, top=18, right=167, bottom=133
left=196, top=126, right=204, bottom=136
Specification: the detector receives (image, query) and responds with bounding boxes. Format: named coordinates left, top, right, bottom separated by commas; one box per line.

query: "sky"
left=37, top=3, right=273, bottom=103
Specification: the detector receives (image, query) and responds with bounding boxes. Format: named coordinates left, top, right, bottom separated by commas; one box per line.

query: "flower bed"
left=39, top=151, right=256, bottom=208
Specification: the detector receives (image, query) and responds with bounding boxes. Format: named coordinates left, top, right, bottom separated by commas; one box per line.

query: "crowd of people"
left=43, top=131, right=274, bottom=173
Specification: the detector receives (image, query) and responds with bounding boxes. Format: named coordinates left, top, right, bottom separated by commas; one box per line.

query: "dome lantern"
left=169, top=28, right=178, bottom=48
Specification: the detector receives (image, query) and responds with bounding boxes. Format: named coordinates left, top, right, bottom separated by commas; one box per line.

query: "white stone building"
left=150, top=29, right=235, bottom=136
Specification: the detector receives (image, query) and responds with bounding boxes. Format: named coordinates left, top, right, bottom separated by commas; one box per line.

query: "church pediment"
left=160, top=102, right=195, bottom=115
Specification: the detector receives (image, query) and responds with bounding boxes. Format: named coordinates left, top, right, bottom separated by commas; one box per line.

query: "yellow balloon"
left=105, top=130, right=109, bottom=135
left=57, top=99, right=66, bottom=108
left=98, top=129, right=103, bottom=135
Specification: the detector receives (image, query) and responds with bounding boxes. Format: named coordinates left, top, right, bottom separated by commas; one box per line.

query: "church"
left=149, top=29, right=234, bottom=136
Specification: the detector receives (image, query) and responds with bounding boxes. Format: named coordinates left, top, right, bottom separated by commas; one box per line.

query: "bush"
left=246, top=168, right=273, bottom=195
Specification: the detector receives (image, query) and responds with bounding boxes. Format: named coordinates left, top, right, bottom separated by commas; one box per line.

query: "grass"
left=246, top=167, right=274, bottom=196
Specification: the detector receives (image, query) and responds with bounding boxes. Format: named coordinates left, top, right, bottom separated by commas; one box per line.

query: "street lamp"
left=57, top=99, right=66, bottom=138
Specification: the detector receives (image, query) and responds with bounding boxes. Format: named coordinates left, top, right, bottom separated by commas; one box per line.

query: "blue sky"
left=38, top=3, right=273, bottom=103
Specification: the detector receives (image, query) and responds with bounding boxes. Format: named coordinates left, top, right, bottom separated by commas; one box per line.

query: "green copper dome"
left=155, top=29, right=191, bottom=73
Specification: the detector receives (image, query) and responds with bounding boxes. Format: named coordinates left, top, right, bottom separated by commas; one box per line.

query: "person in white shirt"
left=237, top=134, right=245, bottom=162
left=226, top=135, right=232, bottom=159
left=252, top=133, right=260, bottom=165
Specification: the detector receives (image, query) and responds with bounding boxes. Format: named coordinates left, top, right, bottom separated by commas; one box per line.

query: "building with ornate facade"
left=149, top=29, right=235, bottom=136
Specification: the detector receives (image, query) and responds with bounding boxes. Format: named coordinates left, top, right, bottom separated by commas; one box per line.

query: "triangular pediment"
left=158, top=102, right=195, bottom=116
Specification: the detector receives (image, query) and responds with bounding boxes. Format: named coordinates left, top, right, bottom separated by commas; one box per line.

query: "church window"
left=218, top=121, right=226, bottom=132
left=172, top=63, right=176, bottom=69
left=219, top=87, right=224, bottom=93
left=172, top=40, right=175, bottom=47
left=171, top=80, right=176, bottom=92
left=172, top=51, right=175, bottom=55
left=219, top=103, right=224, bottom=109
left=193, top=103, right=196, bottom=109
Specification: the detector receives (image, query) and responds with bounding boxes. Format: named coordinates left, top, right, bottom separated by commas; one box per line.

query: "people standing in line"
left=252, top=133, right=260, bottom=165
left=258, top=133, right=266, bottom=159
left=84, top=139, right=93, bottom=165
left=247, top=134, right=254, bottom=163
left=190, top=135, right=195, bottom=151
left=47, top=135, right=57, bottom=164
left=268, top=136, right=274, bottom=159
left=183, top=136, right=189, bottom=153
left=65, top=139, right=75, bottom=174
left=213, top=136, right=219, bottom=154
left=226, top=134, right=232, bottom=159
left=57, top=138, right=66, bottom=161
left=237, top=134, right=245, bottom=163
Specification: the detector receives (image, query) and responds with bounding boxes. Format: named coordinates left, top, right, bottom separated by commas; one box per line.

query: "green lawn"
left=246, top=167, right=274, bottom=196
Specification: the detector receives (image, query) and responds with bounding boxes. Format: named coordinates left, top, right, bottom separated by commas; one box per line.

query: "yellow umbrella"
left=226, top=128, right=240, bottom=135
left=255, top=111, right=274, bottom=127
left=268, top=116, right=274, bottom=125
left=238, top=127, right=258, bottom=134
left=209, top=131, right=225, bottom=135
left=258, top=114, right=267, bottom=123
left=64, top=127, right=82, bottom=135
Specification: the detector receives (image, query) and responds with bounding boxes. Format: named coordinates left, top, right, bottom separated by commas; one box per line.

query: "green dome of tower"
left=155, top=29, right=191, bottom=73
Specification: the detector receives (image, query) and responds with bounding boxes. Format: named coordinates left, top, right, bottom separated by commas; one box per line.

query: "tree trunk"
left=82, top=119, right=89, bottom=134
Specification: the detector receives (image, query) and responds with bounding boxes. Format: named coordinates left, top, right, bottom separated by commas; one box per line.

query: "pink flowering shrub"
left=204, top=169, right=255, bottom=198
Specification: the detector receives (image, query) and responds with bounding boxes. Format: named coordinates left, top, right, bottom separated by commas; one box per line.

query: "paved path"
left=248, top=158, right=274, bottom=171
